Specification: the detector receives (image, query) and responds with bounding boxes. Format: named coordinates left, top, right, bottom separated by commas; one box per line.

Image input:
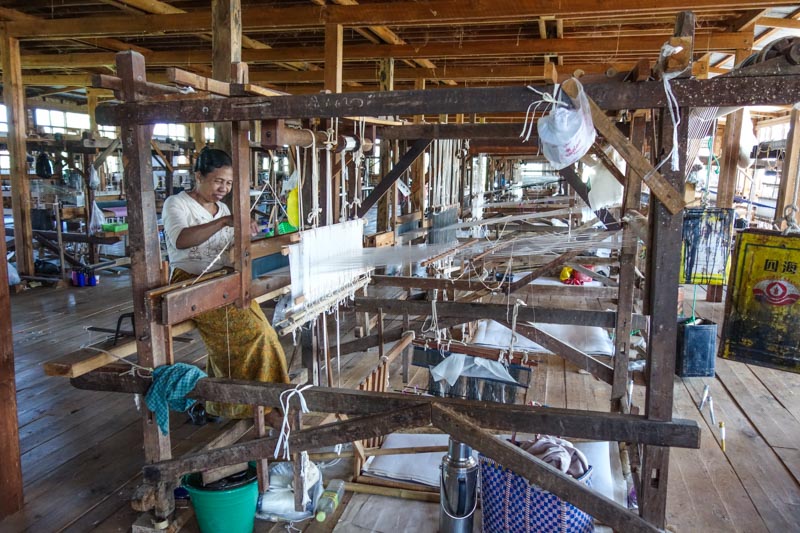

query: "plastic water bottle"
left=315, top=479, right=345, bottom=522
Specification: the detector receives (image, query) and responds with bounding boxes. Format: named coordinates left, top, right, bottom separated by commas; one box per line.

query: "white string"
left=520, top=85, right=565, bottom=143
left=507, top=299, right=527, bottom=364
left=304, top=129, right=321, bottom=227
left=335, top=305, right=342, bottom=388
left=274, top=384, right=313, bottom=460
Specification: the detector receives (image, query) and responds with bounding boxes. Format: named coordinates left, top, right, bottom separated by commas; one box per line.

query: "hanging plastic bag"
left=537, top=79, right=595, bottom=169
left=89, top=201, right=106, bottom=234
left=88, top=166, right=101, bottom=190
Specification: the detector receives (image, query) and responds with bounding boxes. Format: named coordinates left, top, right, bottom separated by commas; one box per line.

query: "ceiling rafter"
left=2, top=1, right=789, bottom=40
left=309, top=0, right=457, bottom=86
left=18, top=32, right=750, bottom=69
left=95, top=0, right=318, bottom=75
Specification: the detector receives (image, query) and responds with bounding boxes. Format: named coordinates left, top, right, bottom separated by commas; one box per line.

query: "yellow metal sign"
left=722, top=229, right=800, bottom=373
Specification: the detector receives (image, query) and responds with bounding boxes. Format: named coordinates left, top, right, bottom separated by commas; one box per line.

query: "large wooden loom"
left=47, top=12, right=800, bottom=531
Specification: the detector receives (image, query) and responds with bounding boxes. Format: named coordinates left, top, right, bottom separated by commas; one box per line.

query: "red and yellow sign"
left=722, top=229, right=800, bottom=373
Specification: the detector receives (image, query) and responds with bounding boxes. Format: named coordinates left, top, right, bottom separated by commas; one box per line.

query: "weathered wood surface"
left=352, top=297, right=648, bottom=329
left=116, top=50, right=172, bottom=466
left=0, top=115, right=23, bottom=516
left=71, top=374, right=701, bottom=449
left=143, top=404, right=430, bottom=482
left=95, top=73, right=800, bottom=125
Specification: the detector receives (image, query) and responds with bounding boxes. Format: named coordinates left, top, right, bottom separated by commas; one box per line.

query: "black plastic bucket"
left=676, top=319, right=717, bottom=377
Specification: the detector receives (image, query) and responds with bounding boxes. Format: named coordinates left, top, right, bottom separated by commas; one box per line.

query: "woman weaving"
left=162, top=148, right=289, bottom=426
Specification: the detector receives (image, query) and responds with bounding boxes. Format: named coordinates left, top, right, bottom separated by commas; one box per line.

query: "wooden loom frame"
left=56, top=14, right=800, bottom=530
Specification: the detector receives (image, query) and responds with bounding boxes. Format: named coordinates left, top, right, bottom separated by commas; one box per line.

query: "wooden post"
left=115, top=50, right=173, bottom=517
left=411, top=77, right=427, bottom=215
left=324, top=23, right=343, bottom=94
left=708, top=47, right=751, bottom=302
left=232, top=119, right=252, bottom=308
left=0, top=185, right=23, bottom=518
left=1, top=30, right=33, bottom=276
left=211, top=0, right=242, bottom=153
left=639, top=13, right=692, bottom=527
left=87, top=88, right=100, bottom=137
left=377, top=58, right=394, bottom=233
left=775, top=107, right=800, bottom=229
left=612, top=116, right=646, bottom=412
left=324, top=23, right=344, bottom=225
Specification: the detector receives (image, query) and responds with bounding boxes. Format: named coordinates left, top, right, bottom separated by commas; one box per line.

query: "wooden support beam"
left=640, top=15, right=694, bottom=527
left=431, top=404, right=659, bottom=533
left=156, top=272, right=241, bottom=325
left=510, top=322, right=614, bottom=385
left=710, top=47, right=752, bottom=303
left=96, top=74, right=800, bottom=126
left=775, top=107, right=800, bottom=228
left=0, top=170, right=22, bottom=518
left=211, top=0, right=242, bottom=153
left=166, top=67, right=231, bottom=96
left=70, top=375, right=700, bottom=449
left=612, top=115, right=645, bottom=411
left=352, top=297, right=648, bottom=330
left=115, top=51, right=172, bottom=507
left=1, top=31, right=32, bottom=276
left=358, top=138, right=431, bottom=217
left=324, top=23, right=344, bottom=94
left=143, top=404, right=431, bottom=483
left=232, top=120, right=252, bottom=308
left=562, top=79, right=684, bottom=215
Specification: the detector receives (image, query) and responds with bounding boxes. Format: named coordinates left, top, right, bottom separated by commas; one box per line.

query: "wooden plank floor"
left=1, top=275, right=799, bottom=532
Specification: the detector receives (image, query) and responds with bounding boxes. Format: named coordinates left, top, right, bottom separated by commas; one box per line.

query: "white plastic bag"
left=88, top=201, right=106, bottom=235
left=537, top=79, right=596, bottom=169
left=7, top=260, right=20, bottom=286
left=88, top=166, right=101, bottom=190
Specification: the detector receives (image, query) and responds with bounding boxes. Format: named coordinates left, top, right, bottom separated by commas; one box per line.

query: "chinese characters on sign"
left=764, top=259, right=797, bottom=274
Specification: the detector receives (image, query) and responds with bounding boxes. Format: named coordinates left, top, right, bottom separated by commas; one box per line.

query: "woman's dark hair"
left=194, top=148, right=232, bottom=175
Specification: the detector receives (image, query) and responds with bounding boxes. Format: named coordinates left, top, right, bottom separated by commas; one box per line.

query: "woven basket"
left=479, top=455, right=594, bottom=533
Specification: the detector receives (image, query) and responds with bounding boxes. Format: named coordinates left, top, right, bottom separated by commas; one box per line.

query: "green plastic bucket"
left=183, top=465, right=258, bottom=533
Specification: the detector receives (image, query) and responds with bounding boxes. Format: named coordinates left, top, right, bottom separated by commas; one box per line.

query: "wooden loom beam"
left=358, top=138, right=431, bottom=217
left=94, top=73, right=800, bottom=126
left=70, top=374, right=701, bottom=449
left=352, top=297, right=649, bottom=330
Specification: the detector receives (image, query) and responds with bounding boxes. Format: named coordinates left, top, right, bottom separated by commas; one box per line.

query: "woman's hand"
left=249, top=218, right=260, bottom=236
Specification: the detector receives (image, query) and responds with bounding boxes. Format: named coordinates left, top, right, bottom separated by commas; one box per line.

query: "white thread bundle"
left=288, top=219, right=368, bottom=307
left=274, top=384, right=313, bottom=460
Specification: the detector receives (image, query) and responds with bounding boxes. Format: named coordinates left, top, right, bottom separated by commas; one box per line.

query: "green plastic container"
left=183, top=466, right=258, bottom=533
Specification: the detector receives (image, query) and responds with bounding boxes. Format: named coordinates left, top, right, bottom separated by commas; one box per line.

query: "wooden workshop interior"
left=2, top=2, right=800, bottom=532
